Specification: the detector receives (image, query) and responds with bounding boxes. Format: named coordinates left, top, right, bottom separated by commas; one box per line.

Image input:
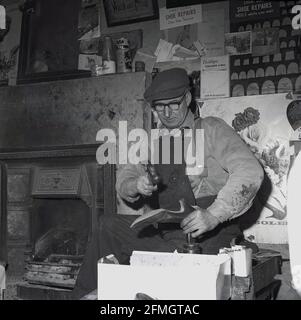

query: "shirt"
left=116, top=116, right=264, bottom=223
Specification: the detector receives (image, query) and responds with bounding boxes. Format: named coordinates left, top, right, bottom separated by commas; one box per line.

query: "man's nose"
left=164, top=105, right=170, bottom=117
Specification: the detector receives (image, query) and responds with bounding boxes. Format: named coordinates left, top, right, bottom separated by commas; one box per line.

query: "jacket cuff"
left=207, top=200, right=233, bottom=224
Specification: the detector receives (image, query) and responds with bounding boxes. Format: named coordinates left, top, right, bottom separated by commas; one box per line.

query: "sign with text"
left=230, top=0, right=280, bottom=23
left=159, top=4, right=202, bottom=30
left=200, top=55, right=230, bottom=100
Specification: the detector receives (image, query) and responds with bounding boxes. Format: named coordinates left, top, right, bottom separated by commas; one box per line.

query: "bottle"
left=116, top=37, right=132, bottom=73
left=102, top=36, right=116, bottom=75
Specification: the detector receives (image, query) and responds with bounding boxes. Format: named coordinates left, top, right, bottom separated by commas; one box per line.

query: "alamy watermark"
left=0, top=5, right=6, bottom=30
left=292, top=5, right=301, bottom=30
left=96, top=121, right=205, bottom=175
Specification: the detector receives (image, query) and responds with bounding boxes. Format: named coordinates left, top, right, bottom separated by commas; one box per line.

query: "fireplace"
left=21, top=166, right=92, bottom=291
left=32, top=198, right=90, bottom=260
left=0, top=144, right=116, bottom=300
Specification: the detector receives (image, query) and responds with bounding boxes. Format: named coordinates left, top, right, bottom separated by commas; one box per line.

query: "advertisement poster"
left=230, top=0, right=280, bottom=23
left=202, top=94, right=293, bottom=244
left=252, top=27, right=280, bottom=57
left=159, top=4, right=202, bottom=30
left=225, top=31, right=252, bottom=55
left=200, top=55, right=230, bottom=100
left=196, top=8, right=225, bottom=57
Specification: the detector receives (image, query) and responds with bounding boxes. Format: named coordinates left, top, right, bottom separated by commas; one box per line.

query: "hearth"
left=0, top=145, right=116, bottom=300
left=23, top=166, right=92, bottom=292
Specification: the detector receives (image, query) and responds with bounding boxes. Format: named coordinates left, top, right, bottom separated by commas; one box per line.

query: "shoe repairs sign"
left=230, top=0, right=280, bottom=23
left=159, top=4, right=202, bottom=30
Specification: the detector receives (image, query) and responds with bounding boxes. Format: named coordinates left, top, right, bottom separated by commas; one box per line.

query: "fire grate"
left=24, top=254, right=83, bottom=289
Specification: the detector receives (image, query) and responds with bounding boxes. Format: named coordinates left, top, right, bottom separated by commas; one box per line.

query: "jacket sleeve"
left=115, top=164, right=146, bottom=203
left=198, top=117, right=264, bottom=223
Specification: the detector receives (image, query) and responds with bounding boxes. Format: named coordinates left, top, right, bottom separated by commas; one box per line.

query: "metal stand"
left=182, top=233, right=201, bottom=254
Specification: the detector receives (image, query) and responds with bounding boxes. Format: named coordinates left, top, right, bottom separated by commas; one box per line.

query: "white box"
left=98, top=252, right=231, bottom=300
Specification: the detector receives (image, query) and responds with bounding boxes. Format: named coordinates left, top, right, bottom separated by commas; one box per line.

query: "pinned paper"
left=171, top=44, right=199, bottom=59
left=225, top=31, right=252, bottom=56
left=154, top=39, right=199, bottom=62
left=194, top=40, right=207, bottom=57
left=200, top=55, right=230, bottom=100
left=154, top=39, right=174, bottom=62
left=160, top=5, right=202, bottom=30
left=196, top=8, right=225, bottom=57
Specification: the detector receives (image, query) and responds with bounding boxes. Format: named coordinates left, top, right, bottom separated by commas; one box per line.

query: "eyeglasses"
left=153, top=93, right=186, bottom=112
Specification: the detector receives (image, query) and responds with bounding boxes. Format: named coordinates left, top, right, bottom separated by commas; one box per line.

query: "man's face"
left=153, top=92, right=191, bottom=129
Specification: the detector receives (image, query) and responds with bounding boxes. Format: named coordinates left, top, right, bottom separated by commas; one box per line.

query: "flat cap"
left=144, top=68, right=190, bottom=104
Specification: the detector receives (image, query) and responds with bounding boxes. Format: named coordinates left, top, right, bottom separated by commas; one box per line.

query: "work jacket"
left=116, top=116, right=264, bottom=223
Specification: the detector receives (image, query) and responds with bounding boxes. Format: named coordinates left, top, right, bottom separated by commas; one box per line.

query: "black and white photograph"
left=225, top=31, right=252, bottom=55
left=1, top=0, right=301, bottom=313
left=252, top=27, right=280, bottom=57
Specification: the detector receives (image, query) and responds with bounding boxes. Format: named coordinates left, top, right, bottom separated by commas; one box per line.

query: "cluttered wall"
left=1, top=0, right=301, bottom=245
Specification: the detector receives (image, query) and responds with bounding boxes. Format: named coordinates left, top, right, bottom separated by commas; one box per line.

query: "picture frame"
left=103, top=0, right=159, bottom=27
left=17, top=0, right=91, bottom=85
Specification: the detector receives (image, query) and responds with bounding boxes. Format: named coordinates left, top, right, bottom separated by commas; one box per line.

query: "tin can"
left=116, top=37, right=132, bottom=73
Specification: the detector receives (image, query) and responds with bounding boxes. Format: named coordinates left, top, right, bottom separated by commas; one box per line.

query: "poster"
left=196, top=8, right=225, bottom=57
left=200, top=55, right=230, bottom=100
left=159, top=4, right=202, bottom=30
left=230, top=0, right=280, bottom=23
left=202, top=94, right=294, bottom=244
left=225, top=31, right=252, bottom=56
left=252, top=28, right=280, bottom=57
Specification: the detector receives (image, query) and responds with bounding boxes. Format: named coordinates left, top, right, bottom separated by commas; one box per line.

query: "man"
left=286, top=100, right=301, bottom=297
left=72, top=68, right=263, bottom=299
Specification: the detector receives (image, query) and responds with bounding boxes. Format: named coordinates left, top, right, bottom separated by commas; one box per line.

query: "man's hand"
left=181, top=208, right=220, bottom=238
left=136, top=175, right=158, bottom=197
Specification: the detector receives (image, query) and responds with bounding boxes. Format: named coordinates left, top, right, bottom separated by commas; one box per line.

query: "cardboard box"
left=98, top=252, right=231, bottom=300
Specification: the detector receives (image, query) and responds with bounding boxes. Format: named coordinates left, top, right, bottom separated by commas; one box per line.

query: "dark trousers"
left=72, top=214, right=242, bottom=299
